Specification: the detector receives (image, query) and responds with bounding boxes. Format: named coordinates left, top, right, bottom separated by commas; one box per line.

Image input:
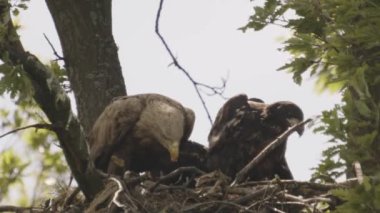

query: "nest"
left=30, top=120, right=358, bottom=213
left=81, top=167, right=357, bottom=213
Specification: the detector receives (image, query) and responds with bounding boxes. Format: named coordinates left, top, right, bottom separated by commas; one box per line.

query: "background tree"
left=243, top=0, right=380, bottom=211
left=0, top=0, right=126, bottom=201
left=2, top=0, right=373, bottom=211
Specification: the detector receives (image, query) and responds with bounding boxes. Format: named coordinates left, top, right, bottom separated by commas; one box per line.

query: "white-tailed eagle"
left=206, top=94, right=304, bottom=180
left=88, top=93, right=196, bottom=175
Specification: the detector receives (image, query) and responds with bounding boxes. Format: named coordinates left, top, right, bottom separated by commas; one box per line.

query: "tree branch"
left=352, top=161, right=364, bottom=184
left=0, top=123, right=54, bottom=139
left=0, top=205, right=44, bottom=212
left=155, top=0, right=227, bottom=125
left=149, top=166, right=206, bottom=192
left=232, top=119, right=313, bottom=185
left=43, top=33, right=64, bottom=61
left=0, top=2, right=103, bottom=200
left=239, top=178, right=358, bottom=190
left=109, top=177, right=127, bottom=209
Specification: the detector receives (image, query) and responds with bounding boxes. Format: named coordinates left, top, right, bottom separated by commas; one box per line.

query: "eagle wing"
left=88, top=96, right=144, bottom=171
left=208, top=94, right=249, bottom=149
left=182, top=107, right=195, bottom=142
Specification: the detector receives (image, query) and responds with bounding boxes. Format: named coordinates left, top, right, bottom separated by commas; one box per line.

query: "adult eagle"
left=206, top=94, right=304, bottom=181
left=88, top=93, right=196, bottom=176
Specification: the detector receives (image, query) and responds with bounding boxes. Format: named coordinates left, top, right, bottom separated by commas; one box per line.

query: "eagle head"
left=264, top=101, right=304, bottom=136
left=137, top=98, right=195, bottom=163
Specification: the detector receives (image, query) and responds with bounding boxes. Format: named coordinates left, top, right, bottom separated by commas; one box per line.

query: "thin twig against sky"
left=155, top=0, right=226, bottom=125
left=43, top=33, right=64, bottom=61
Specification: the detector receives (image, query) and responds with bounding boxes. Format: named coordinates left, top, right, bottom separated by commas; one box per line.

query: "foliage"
left=0, top=58, right=69, bottom=203
left=10, top=0, right=30, bottom=16
left=0, top=148, right=29, bottom=198
left=243, top=0, right=380, bottom=211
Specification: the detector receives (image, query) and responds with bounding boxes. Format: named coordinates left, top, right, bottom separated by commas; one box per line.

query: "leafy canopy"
left=243, top=0, right=380, bottom=211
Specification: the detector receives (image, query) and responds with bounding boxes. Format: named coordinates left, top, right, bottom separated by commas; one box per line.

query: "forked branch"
left=155, top=0, right=227, bottom=125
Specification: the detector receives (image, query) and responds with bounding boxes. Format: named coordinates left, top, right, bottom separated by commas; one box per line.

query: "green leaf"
left=353, top=100, right=372, bottom=118
left=12, top=8, right=19, bottom=16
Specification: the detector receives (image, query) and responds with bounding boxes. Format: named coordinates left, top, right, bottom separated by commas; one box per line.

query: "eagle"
left=206, top=94, right=304, bottom=181
left=88, top=93, right=196, bottom=176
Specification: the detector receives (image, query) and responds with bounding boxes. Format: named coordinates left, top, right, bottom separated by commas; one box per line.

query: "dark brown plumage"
left=206, top=94, right=304, bottom=181
left=88, top=93, right=196, bottom=176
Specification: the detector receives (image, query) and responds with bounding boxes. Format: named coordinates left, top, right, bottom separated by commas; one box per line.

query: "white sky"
left=7, top=0, right=342, bottom=181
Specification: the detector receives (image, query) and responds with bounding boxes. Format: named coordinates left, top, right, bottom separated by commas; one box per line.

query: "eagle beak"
left=296, top=125, right=304, bottom=136
left=287, top=118, right=304, bottom=136
left=168, top=143, right=179, bottom=162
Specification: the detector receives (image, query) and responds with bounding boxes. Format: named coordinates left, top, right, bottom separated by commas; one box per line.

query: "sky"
left=7, top=0, right=342, bottom=182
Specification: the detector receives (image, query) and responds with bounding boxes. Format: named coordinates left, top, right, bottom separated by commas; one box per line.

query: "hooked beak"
left=296, top=125, right=304, bottom=136
left=168, top=142, right=180, bottom=162
left=287, top=118, right=304, bottom=136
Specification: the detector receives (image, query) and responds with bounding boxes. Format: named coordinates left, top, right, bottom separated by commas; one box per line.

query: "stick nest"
left=76, top=168, right=357, bottom=213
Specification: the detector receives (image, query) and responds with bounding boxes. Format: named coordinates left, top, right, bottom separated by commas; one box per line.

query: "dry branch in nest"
left=0, top=173, right=358, bottom=212
left=80, top=119, right=355, bottom=212
left=82, top=170, right=357, bottom=213
left=232, top=119, right=313, bottom=185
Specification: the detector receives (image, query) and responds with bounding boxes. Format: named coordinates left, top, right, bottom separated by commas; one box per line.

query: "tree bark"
left=45, top=0, right=127, bottom=134
left=0, top=2, right=104, bottom=200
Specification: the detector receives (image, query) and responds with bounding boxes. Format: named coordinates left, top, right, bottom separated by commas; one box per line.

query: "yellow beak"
left=168, top=143, right=179, bottom=162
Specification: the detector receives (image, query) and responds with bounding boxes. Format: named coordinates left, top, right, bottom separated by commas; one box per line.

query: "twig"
left=352, top=161, right=364, bottom=184
left=266, top=206, right=286, bottom=213
left=62, top=187, right=81, bottom=207
left=277, top=191, right=317, bottom=212
left=0, top=123, right=54, bottom=139
left=43, top=33, right=65, bottom=61
left=149, top=166, right=205, bottom=192
left=234, top=185, right=279, bottom=205
left=155, top=0, right=226, bottom=125
left=240, top=178, right=358, bottom=191
left=232, top=119, right=313, bottom=185
left=0, top=205, right=44, bottom=212
left=182, top=200, right=254, bottom=213
left=109, top=177, right=128, bottom=209
left=108, top=177, right=143, bottom=212
left=124, top=172, right=150, bottom=186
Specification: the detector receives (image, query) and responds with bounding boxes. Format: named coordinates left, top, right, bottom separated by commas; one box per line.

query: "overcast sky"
left=7, top=0, right=342, bottom=181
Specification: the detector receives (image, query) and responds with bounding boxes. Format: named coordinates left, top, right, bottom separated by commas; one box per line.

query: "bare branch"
left=239, top=178, right=358, bottom=190
left=266, top=206, right=286, bottom=213
left=182, top=200, right=255, bottom=213
left=62, top=187, right=81, bottom=208
left=352, top=161, right=364, bottom=184
left=43, top=33, right=64, bottom=61
left=149, top=166, right=206, bottom=192
left=0, top=205, right=44, bottom=212
left=108, top=177, right=142, bottom=212
left=85, top=168, right=360, bottom=212
left=155, top=0, right=227, bottom=125
left=232, top=119, right=313, bottom=185
left=0, top=123, right=54, bottom=139
left=109, top=177, right=127, bottom=209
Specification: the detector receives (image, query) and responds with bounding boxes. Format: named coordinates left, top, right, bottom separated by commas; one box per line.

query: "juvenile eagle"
left=206, top=94, right=304, bottom=180
left=88, top=93, right=195, bottom=176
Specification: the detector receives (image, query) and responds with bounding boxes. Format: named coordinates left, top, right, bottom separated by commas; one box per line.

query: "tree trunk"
left=45, top=0, right=127, bottom=134
left=0, top=1, right=106, bottom=200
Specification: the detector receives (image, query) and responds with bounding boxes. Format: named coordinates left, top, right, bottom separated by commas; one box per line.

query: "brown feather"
left=88, top=93, right=196, bottom=176
left=206, top=94, right=304, bottom=181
